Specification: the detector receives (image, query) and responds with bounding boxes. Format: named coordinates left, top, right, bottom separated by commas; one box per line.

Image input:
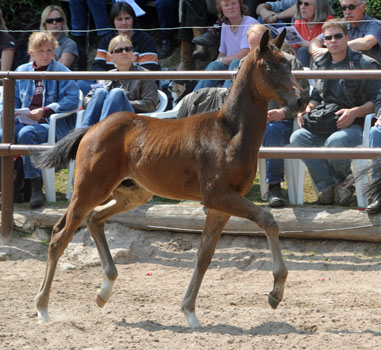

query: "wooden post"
left=1, top=78, right=15, bottom=242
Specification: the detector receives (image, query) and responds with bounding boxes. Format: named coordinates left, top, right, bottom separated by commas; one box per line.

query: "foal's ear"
left=273, top=29, right=286, bottom=49
left=259, top=30, right=270, bottom=53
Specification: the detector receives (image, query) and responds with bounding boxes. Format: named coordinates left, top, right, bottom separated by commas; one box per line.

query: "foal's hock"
left=33, top=30, right=307, bottom=327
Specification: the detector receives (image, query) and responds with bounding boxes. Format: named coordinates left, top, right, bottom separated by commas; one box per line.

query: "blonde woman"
left=81, top=35, right=159, bottom=127
left=0, top=32, right=79, bottom=208
left=40, top=5, right=78, bottom=69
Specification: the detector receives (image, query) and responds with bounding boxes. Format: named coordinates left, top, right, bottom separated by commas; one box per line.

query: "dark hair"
left=110, top=2, right=137, bottom=28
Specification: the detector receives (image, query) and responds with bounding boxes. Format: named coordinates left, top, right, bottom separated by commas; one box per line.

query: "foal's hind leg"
left=204, top=192, right=288, bottom=310
left=35, top=205, right=86, bottom=323
left=85, top=181, right=152, bottom=308
left=181, top=209, right=230, bottom=328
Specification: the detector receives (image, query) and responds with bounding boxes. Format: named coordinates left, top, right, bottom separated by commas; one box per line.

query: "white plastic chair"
left=66, top=90, right=170, bottom=201
left=41, top=91, right=83, bottom=202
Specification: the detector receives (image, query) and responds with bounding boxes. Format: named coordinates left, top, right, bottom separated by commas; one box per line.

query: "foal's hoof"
left=96, top=295, right=106, bottom=308
left=268, top=292, right=281, bottom=309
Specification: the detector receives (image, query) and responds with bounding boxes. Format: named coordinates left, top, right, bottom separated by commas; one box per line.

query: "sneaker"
left=334, top=181, right=355, bottom=206
left=317, top=187, right=335, bottom=205
left=192, top=30, right=219, bottom=47
left=268, top=185, right=285, bottom=208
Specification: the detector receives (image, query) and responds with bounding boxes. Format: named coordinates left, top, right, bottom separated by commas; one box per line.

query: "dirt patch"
left=1, top=224, right=381, bottom=349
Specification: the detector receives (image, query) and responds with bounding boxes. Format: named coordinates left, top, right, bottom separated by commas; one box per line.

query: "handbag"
left=302, top=103, right=341, bottom=135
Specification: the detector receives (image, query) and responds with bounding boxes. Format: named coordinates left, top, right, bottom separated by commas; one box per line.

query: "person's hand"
left=267, top=109, right=285, bottom=122
left=311, top=47, right=328, bottom=61
left=336, top=108, right=357, bottom=129
left=262, top=10, right=277, bottom=23
left=28, top=108, right=44, bottom=121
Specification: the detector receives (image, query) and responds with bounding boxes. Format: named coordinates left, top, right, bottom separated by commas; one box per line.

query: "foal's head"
left=247, top=30, right=308, bottom=113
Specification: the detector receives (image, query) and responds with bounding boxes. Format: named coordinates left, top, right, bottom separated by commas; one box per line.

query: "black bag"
left=302, top=103, right=341, bottom=135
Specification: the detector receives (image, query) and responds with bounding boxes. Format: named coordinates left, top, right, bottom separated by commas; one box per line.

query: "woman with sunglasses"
left=81, top=35, right=159, bottom=127
left=40, top=5, right=78, bottom=70
left=293, top=0, right=334, bottom=67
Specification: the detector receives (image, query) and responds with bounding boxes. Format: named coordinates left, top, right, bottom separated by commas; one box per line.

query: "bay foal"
left=33, top=31, right=308, bottom=327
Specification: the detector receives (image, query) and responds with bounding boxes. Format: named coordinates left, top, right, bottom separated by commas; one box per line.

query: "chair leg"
left=41, top=167, right=56, bottom=202
left=66, top=160, right=75, bottom=201
left=259, top=158, right=268, bottom=201
left=285, top=158, right=306, bottom=205
left=352, top=159, right=369, bottom=208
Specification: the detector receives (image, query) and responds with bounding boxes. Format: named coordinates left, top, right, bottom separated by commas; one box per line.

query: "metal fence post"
left=1, top=78, right=15, bottom=242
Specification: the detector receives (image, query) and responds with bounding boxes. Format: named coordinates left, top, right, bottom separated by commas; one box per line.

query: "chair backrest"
left=156, top=90, right=168, bottom=113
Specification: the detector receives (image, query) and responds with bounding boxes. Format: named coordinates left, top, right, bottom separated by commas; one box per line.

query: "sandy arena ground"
left=1, top=223, right=381, bottom=349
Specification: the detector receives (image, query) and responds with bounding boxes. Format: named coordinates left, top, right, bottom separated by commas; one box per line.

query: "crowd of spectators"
left=0, top=0, right=380, bottom=213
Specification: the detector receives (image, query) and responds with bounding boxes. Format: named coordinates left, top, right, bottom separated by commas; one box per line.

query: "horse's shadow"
left=115, top=319, right=311, bottom=336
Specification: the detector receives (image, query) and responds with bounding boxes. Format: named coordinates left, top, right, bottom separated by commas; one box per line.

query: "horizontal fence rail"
left=0, top=144, right=380, bottom=159
left=1, top=69, right=381, bottom=241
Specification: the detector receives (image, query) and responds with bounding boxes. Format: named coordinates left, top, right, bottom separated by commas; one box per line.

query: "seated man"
left=309, top=0, right=381, bottom=63
left=290, top=19, right=380, bottom=206
left=0, top=32, right=79, bottom=208
left=366, top=93, right=381, bottom=214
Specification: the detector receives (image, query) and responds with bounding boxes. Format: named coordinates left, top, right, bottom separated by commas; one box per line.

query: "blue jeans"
left=295, top=46, right=312, bottom=68
left=370, top=125, right=381, bottom=148
left=0, top=122, right=49, bottom=179
left=82, top=88, right=134, bottom=127
left=290, top=125, right=363, bottom=192
left=263, top=120, right=294, bottom=184
left=193, top=59, right=241, bottom=91
left=69, top=0, right=111, bottom=37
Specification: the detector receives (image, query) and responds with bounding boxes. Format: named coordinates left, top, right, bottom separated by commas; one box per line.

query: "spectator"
left=290, top=19, right=380, bottom=206
left=81, top=35, right=159, bottom=127
left=69, top=0, right=112, bottom=71
left=40, top=5, right=79, bottom=70
left=256, top=0, right=297, bottom=25
left=366, top=94, right=381, bottom=214
left=177, top=0, right=217, bottom=70
left=93, top=2, right=160, bottom=72
left=0, top=9, right=27, bottom=72
left=193, top=0, right=258, bottom=91
left=156, top=0, right=179, bottom=59
left=309, top=0, right=381, bottom=63
left=293, top=0, right=334, bottom=67
left=0, top=32, right=79, bottom=208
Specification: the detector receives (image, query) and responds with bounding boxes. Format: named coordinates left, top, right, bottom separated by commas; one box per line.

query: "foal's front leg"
left=205, top=193, right=288, bottom=310
left=86, top=183, right=152, bottom=308
left=181, top=209, right=230, bottom=328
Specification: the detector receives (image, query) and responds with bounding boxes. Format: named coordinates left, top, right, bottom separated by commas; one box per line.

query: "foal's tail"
left=31, top=127, right=90, bottom=170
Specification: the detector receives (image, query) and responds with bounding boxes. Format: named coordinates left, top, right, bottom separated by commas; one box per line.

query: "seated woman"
left=81, top=35, right=159, bottom=127
left=78, top=1, right=160, bottom=95
left=293, top=0, right=334, bottom=67
left=40, top=5, right=78, bottom=70
left=193, top=0, right=258, bottom=91
left=0, top=32, right=79, bottom=208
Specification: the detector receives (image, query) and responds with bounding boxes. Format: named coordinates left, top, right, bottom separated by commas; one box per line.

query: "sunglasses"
left=45, top=17, right=64, bottom=24
left=112, top=46, right=134, bottom=54
left=298, top=1, right=312, bottom=6
left=341, top=3, right=360, bottom=11
left=324, top=33, right=345, bottom=41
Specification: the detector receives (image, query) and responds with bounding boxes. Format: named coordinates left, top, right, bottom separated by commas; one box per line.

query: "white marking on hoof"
left=37, top=308, right=50, bottom=324
left=183, top=309, right=201, bottom=328
left=96, top=276, right=115, bottom=307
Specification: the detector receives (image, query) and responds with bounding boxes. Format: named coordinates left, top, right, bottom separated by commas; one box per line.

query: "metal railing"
left=1, top=70, right=381, bottom=241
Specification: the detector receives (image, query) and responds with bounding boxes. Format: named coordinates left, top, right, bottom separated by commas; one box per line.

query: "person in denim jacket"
left=290, top=19, right=380, bottom=206
left=0, top=32, right=79, bottom=208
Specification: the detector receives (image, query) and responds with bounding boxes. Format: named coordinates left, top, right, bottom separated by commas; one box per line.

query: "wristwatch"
left=219, top=57, right=224, bottom=64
